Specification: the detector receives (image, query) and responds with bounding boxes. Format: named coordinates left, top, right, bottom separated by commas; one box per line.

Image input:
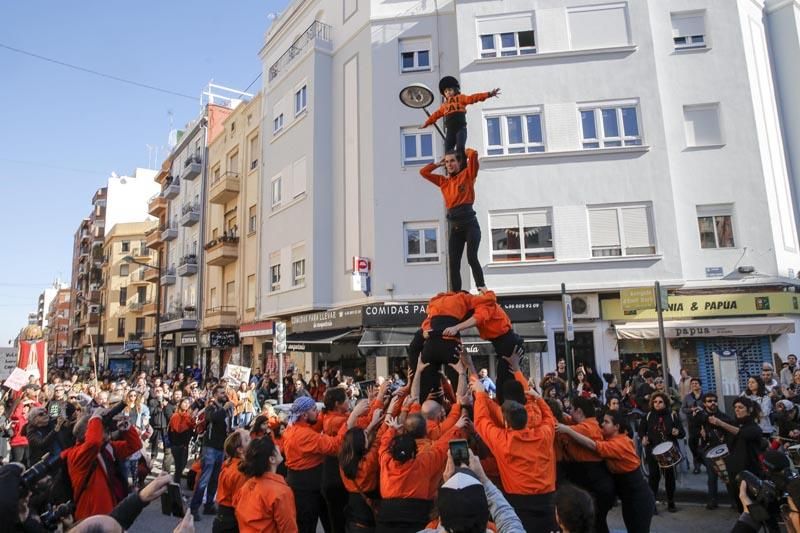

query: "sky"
left=0, top=0, right=289, bottom=346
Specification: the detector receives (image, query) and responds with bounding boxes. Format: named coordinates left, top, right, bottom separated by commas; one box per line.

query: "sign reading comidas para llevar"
left=604, top=291, right=800, bottom=321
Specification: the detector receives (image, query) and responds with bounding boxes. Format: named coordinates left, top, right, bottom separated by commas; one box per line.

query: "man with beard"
left=694, top=392, right=732, bottom=510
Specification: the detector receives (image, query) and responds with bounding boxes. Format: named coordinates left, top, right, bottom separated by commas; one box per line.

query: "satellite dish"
left=399, top=83, right=435, bottom=109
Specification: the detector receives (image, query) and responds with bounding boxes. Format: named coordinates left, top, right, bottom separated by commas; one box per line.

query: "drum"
left=705, top=444, right=730, bottom=484
left=788, top=445, right=800, bottom=468
left=652, top=441, right=682, bottom=469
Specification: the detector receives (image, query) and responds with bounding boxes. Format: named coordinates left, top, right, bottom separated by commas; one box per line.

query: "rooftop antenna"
left=145, top=144, right=154, bottom=168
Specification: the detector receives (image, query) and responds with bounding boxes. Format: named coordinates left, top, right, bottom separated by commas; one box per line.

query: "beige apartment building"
left=101, top=221, right=159, bottom=373
left=203, top=93, right=267, bottom=372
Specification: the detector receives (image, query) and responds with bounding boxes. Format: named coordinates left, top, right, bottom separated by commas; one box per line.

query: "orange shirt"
left=339, top=425, right=386, bottom=494
left=421, top=291, right=479, bottom=331
left=168, top=411, right=195, bottom=434
left=322, top=411, right=348, bottom=436
left=559, top=418, right=604, bottom=463
left=419, top=150, right=479, bottom=211
left=474, top=391, right=556, bottom=495
left=216, top=458, right=248, bottom=507
left=595, top=434, right=641, bottom=475
left=378, top=426, right=457, bottom=500
left=282, top=420, right=346, bottom=470
left=426, top=404, right=462, bottom=441
left=472, top=291, right=512, bottom=340
left=234, top=472, right=297, bottom=533
left=423, top=92, right=493, bottom=126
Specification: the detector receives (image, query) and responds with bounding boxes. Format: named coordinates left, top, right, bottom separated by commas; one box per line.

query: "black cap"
left=438, top=76, right=460, bottom=95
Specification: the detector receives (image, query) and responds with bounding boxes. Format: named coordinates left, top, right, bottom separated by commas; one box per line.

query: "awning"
left=285, top=329, right=362, bottom=353
left=614, top=316, right=796, bottom=340
left=358, top=322, right=547, bottom=357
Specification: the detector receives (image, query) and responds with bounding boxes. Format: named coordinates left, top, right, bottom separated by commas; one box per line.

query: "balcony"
left=128, top=301, right=148, bottom=313
left=142, top=336, right=155, bottom=349
left=129, top=268, right=149, bottom=285
left=209, top=171, right=240, bottom=204
left=205, top=235, right=239, bottom=266
left=143, top=266, right=160, bottom=283
left=161, top=267, right=176, bottom=286
left=160, top=308, right=198, bottom=333
left=269, top=21, right=332, bottom=82
left=180, top=203, right=200, bottom=226
left=177, top=255, right=198, bottom=277
left=148, top=194, right=167, bottom=217
left=142, top=301, right=157, bottom=316
left=163, top=177, right=180, bottom=200
left=161, top=224, right=178, bottom=242
left=145, top=228, right=162, bottom=249
left=204, top=306, right=238, bottom=330
left=132, top=247, right=151, bottom=259
left=183, top=156, right=202, bottom=181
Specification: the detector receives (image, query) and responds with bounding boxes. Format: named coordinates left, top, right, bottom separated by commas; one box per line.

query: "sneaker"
left=706, top=501, right=718, bottom=510
left=667, top=502, right=677, bottom=513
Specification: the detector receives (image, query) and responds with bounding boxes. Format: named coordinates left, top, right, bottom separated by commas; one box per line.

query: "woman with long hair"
left=638, top=392, right=684, bottom=512
left=558, top=410, right=654, bottom=533
left=309, top=373, right=327, bottom=402
left=237, top=381, right=256, bottom=429
left=234, top=435, right=296, bottom=533
left=742, top=375, right=774, bottom=437
left=213, top=429, right=251, bottom=532
left=338, top=409, right=384, bottom=532
left=168, top=397, right=195, bottom=487
left=321, top=387, right=352, bottom=533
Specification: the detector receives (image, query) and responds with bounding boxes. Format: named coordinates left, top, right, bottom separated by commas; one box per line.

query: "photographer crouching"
left=732, top=460, right=800, bottom=533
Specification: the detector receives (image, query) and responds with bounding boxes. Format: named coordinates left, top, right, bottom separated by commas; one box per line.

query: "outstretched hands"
left=489, top=88, right=501, bottom=98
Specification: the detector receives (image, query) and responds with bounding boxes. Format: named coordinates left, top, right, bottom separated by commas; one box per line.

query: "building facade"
left=257, top=0, right=800, bottom=393
left=45, top=288, right=71, bottom=367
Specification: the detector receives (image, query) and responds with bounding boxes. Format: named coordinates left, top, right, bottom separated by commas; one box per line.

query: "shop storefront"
left=287, top=307, right=364, bottom=375
left=206, top=329, right=240, bottom=375
left=359, top=296, right=548, bottom=380
left=603, top=291, right=800, bottom=394
left=239, top=321, right=274, bottom=372
left=176, top=332, right=198, bottom=370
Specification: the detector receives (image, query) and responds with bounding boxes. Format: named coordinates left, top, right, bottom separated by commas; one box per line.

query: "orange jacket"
left=421, top=291, right=480, bottom=331
left=420, top=149, right=479, bottom=210
left=472, top=372, right=541, bottom=429
left=339, top=425, right=387, bottom=494
left=378, top=425, right=457, bottom=500
left=595, top=434, right=641, bottom=474
left=216, top=457, right=248, bottom=507
left=472, top=291, right=512, bottom=340
left=559, top=418, right=604, bottom=463
left=423, top=92, right=493, bottom=127
left=282, top=419, right=346, bottom=470
left=322, top=411, right=348, bottom=436
left=474, top=391, right=556, bottom=495
left=425, top=404, right=462, bottom=441
left=234, top=472, right=298, bottom=533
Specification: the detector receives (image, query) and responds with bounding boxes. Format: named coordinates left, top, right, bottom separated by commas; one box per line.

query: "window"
left=580, top=104, right=641, bottom=149
left=273, top=113, right=284, bottom=134
left=270, top=264, right=281, bottom=292
left=117, top=318, right=125, bottom=338
left=225, top=281, right=236, bottom=307
left=246, top=275, right=256, bottom=309
left=119, top=264, right=129, bottom=276
left=137, top=286, right=146, bottom=303
left=589, top=204, right=656, bottom=257
left=271, top=176, right=282, bottom=208
left=485, top=112, right=544, bottom=155
left=249, top=135, right=259, bottom=170
left=480, top=31, right=536, bottom=58
left=489, top=211, right=553, bottom=262
left=228, top=150, right=239, bottom=174
left=230, top=121, right=236, bottom=133
left=294, top=85, right=307, bottom=115
left=399, top=38, right=431, bottom=72
left=697, top=205, right=735, bottom=248
left=404, top=222, right=439, bottom=263
left=248, top=205, right=257, bottom=234
left=119, top=287, right=127, bottom=305
left=683, top=104, right=722, bottom=147
left=567, top=3, right=630, bottom=50
left=135, top=317, right=145, bottom=335
left=121, top=241, right=130, bottom=252
left=672, top=12, right=706, bottom=50
left=401, top=129, right=434, bottom=165
left=292, top=259, right=306, bottom=286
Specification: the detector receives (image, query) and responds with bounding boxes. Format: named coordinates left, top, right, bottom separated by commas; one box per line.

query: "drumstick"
left=774, top=436, right=800, bottom=443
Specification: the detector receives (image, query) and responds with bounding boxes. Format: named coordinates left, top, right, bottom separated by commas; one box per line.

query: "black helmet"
left=438, top=76, right=460, bottom=95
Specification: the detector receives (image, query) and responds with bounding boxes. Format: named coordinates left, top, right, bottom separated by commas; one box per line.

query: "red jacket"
left=62, top=417, right=142, bottom=520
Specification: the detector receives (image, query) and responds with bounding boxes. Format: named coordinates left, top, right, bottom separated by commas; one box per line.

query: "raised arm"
left=556, top=423, right=598, bottom=451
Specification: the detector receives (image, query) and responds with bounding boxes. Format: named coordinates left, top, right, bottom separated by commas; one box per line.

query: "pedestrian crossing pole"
left=655, top=281, right=670, bottom=381
left=561, top=283, right=575, bottom=391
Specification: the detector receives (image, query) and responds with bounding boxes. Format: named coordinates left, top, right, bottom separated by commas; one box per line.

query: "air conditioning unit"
left=571, top=294, right=600, bottom=319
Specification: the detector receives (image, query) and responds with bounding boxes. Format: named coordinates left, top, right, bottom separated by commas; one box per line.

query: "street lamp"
left=122, top=255, right=161, bottom=372
left=399, top=83, right=445, bottom=140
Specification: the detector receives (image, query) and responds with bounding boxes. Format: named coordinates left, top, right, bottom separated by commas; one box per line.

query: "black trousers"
left=448, top=217, right=484, bottom=291
left=647, top=453, right=676, bottom=503
left=444, top=126, right=467, bottom=163
left=172, top=444, right=189, bottom=486
left=345, top=492, right=377, bottom=533
left=491, top=330, right=523, bottom=405
left=211, top=505, right=238, bottom=533
left=614, top=469, right=654, bottom=533
left=10, top=445, right=28, bottom=467
left=688, top=428, right=702, bottom=468
left=503, top=492, right=558, bottom=533
left=564, top=461, right=616, bottom=533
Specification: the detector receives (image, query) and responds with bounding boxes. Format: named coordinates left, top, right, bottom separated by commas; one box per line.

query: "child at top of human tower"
left=420, top=76, right=500, bottom=162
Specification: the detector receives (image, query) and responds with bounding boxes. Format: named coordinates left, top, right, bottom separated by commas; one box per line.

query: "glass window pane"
left=419, top=134, right=433, bottom=158
left=417, top=50, right=429, bottom=67
left=407, top=230, right=420, bottom=255
left=401, top=52, right=414, bottom=69
left=604, top=141, right=622, bottom=147
left=697, top=217, right=716, bottom=248
left=486, top=117, right=502, bottom=146
left=602, top=108, right=619, bottom=137
left=403, top=135, right=417, bottom=159
left=581, top=110, right=597, bottom=140
left=694, top=35, right=705, bottom=44
left=526, top=115, right=542, bottom=143
left=500, top=33, right=516, bottom=48
left=674, top=36, right=687, bottom=45
left=507, top=116, right=523, bottom=144
left=488, top=148, right=504, bottom=155
left=492, top=228, right=521, bottom=251
left=715, top=215, right=735, bottom=247
left=524, top=224, right=552, bottom=249
left=621, top=107, right=639, bottom=137
left=424, top=229, right=437, bottom=253
left=480, top=35, right=495, bottom=50
left=518, top=30, right=535, bottom=48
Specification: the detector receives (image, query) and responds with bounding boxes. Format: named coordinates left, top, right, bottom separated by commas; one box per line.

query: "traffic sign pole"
left=561, top=283, right=574, bottom=392
left=655, top=281, right=670, bottom=383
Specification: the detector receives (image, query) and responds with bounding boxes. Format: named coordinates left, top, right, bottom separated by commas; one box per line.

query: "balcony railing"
left=160, top=308, right=197, bottom=322
left=183, top=155, right=202, bottom=181
left=180, top=202, right=200, bottom=226
left=268, top=21, right=332, bottom=82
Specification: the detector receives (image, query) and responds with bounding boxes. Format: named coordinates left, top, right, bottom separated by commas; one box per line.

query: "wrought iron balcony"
left=268, top=21, right=332, bottom=82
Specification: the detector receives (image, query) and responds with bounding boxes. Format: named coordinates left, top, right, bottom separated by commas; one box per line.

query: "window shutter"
left=292, top=157, right=307, bottom=197
left=478, top=14, right=534, bottom=36
left=671, top=14, right=704, bottom=38
left=491, top=213, right=520, bottom=229
left=523, top=212, right=549, bottom=227
left=399, top=38, right=431, bottom=53
left=589, top=209, right=620, bottom=247
left=568, top=4, right=630, bottom=49
left=622, top=206, right=652, bottom=248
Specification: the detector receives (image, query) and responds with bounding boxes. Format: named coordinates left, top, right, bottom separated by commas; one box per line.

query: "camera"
left=39, top=502, right=74, bottom=530
left=737, top=470, right=778, bottom=506
left=693, top=408, right=709, bottom=425
left=20, top=452, right=63, bottom=491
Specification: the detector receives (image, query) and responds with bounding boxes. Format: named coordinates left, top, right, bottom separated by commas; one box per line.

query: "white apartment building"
left=105, top=168, right=160, bottom=231
left=258, top=0, right=800, bottom=396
